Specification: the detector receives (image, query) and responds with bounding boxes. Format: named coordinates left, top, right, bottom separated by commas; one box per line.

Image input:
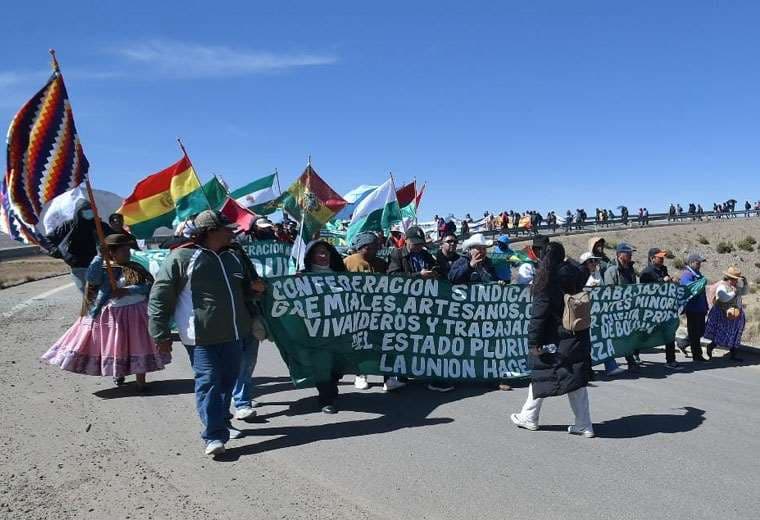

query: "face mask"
left=80, top=210, right=94, bottom=220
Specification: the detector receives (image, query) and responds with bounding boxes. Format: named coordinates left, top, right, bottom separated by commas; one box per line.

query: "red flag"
left=396, top=181, right=416, bottom=208
left=220, top=197, right=257, bottom=233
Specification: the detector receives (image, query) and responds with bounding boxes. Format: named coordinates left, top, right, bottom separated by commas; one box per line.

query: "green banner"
left=131, top=239, right=293, bottom=279
left=262, top=273, right=688, bottom=386
left=239, top=240, right=292, bottom=278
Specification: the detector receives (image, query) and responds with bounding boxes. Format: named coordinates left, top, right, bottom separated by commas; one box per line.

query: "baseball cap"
left=647, top=247, right=668, bottom=259
left=496, top=235, right=511, bottom=247
left=686, top=253, right=707, bottom=263
left=616, top=242, right=635, bottom=254
left=405, top=225, right=426, bottom=245
left=193, top=210, right=237, bottom=231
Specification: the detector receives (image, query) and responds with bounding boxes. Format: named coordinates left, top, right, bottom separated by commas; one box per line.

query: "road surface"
left=1, top=277, right=758, bottom=520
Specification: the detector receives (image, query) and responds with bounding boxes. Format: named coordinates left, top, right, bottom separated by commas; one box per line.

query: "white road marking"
left=1, top=282, right=75, bottom=318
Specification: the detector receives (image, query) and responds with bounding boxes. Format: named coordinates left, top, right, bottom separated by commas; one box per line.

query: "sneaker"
left=607, top=366, right=626, bottom=376
left=382, top=377, right=407, bottom=392
left=321, top=404, right=337, bottom=414
left=706, top=343, right=715, bottom=360
left=677, top=344, right=690, bottom=357
left=510, top=413, right=539, bottom=431
left=568, top=425, right=595, bottom=438
left=354, top=375, right=369, bottom=390
left=113, top=377, right=125, bottom=387
left=427, top=383, right=455, bottom=392
left=498, top=383, right=513, bottom=391
left=204, top=440, right=225, bottom=456
left=665, top=362, right=684, bottom=371
left=234, top=406, right=257, bottom=420
left=228, top=427, right=243, bottom=440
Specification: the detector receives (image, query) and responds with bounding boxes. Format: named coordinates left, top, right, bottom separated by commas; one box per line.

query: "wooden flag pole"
left=177, top=137, right=213, bottom=209
left=48, top=49, right=117, bottom=291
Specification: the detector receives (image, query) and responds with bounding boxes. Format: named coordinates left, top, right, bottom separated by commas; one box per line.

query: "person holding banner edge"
left=301, top=239, right=349, bottom=413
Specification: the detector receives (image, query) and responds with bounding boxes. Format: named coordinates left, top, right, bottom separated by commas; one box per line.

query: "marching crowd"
left=40, top=202, right=751, bottom=455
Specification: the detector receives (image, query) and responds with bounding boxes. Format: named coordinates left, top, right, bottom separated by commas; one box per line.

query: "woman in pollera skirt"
left=704, top=266, right=748, bottom=362
left=42, top=234, right=171, bottom=390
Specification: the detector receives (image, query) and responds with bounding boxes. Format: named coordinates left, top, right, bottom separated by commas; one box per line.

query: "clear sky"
left=2, top=1, right=759, bottom=221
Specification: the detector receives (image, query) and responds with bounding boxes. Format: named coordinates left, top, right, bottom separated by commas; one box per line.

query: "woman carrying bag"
left=510, top=242, right=595, bottom=438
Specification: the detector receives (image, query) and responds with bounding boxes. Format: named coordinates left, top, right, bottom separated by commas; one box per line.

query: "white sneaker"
left=568, top=425, right=595, bottom=438
left=382, top=377, right=406, bottom=392
left=204, top=440, right=226, bottom=456
left=228, top=427, right=243, bottom=440
left=510, top=413, right=539, bottom=431
left=607, top=366, right=626, bottom=376
left=354, top=375, right=369, bottom=390
left=234, top=406, right=257, bottom=420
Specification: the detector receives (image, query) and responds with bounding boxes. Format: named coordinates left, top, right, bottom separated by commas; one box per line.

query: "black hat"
left=405, top=226, right=427, bottom=245
left=105, top=234, right=133, bottom=247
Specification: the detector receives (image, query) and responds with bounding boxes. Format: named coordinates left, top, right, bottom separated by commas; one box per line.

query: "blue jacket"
left=87, top=256, right=152, bottom=317
left=680, top=267, right=708, bottom=314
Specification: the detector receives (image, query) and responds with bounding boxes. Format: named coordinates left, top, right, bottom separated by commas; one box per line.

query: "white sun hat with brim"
left=579, top=252, right=601, bottom=263
left=461, top=233, right=493, bottom=249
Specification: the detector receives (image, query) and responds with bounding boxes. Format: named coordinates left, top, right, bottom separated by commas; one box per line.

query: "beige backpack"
left=563, top=291, right=592, bottom=332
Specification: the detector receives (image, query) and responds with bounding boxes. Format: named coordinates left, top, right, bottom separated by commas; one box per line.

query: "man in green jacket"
left=149, top=210, right=258, bottom=456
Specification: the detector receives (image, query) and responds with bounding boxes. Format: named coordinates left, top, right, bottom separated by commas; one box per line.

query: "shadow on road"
left=539, top=406, right=706, bottom=438
left=594, top=350, right=759, bottom=382
left=218, top=384, right=489, bottom=461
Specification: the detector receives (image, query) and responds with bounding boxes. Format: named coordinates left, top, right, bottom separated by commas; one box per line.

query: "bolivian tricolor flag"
left=281, top=164, right=346, bottom=240
left=118, top=155, right=208, bottom=238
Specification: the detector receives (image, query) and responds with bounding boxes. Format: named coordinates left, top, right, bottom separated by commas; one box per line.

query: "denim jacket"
left=86, top=255, right=152, bottom=317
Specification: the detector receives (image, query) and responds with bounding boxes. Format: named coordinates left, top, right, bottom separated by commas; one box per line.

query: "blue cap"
left=496, top=235, right=511, bottom=246
left=616, top=242, right=635, bottom=254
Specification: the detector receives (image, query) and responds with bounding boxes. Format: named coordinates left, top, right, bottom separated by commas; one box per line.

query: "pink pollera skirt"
left=42, top=300, right=171, bottom=377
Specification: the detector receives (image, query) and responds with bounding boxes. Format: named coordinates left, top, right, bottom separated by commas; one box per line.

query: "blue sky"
left=2, top=1, right=759, bottom=221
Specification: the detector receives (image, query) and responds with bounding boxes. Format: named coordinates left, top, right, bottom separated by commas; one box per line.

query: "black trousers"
left=316, top=375, right=341, bottom=406
left=686, top=312, right=707, bottom=360
left=665, top=341, right=676, bottom=363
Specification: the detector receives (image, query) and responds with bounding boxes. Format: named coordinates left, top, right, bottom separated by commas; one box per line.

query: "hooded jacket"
left=302, top=240, right=346, bottom=273
left=587, top=236, right=612, bottom=272
left=148, top=244, right=256, bottom=346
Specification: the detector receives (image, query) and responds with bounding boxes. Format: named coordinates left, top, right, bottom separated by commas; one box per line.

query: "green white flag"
left=345, top=178, right=401, bottom=246
left=202, top=177, right=228, bottom=210
left=230, top=173, right=281, bottom=215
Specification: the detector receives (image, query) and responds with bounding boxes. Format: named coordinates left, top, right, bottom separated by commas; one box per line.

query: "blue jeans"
left=232, top=337, right=260, bottom=409
left=185, top=340, right=244, bottom=444
left=604, top=357, right=620, bottom=373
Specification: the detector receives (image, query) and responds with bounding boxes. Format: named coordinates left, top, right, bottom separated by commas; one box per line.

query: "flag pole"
left=274, top=168, right=283, bottom=196
left=177, top=137, right=213, bottom=209
left=388, top=171, right=407, bottom=232
left=48, top=49, right=117, bottom=291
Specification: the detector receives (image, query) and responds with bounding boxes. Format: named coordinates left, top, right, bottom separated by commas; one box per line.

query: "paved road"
left=1, top=277, right=759, bottom=520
